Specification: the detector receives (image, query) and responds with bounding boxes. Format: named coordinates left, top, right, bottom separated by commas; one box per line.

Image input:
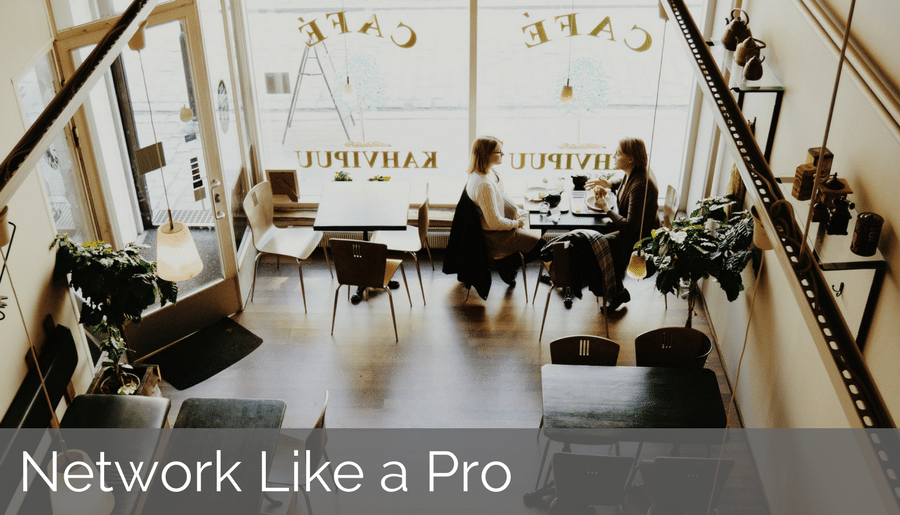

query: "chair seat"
left=257, top=226, right=322, bottom=260
left=384, top=258, right=403, bottom=286
left=371, top=227, right=422, bottom=253
left=267, top=433, right=310, bottom=486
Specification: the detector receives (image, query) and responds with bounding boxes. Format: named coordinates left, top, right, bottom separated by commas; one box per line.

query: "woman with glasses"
left=465, top=136, right=543, bottom=286
left=588, top=137, right=660, bottom=310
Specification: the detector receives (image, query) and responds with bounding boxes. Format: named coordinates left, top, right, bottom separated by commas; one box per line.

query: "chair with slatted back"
left=330, top=239, right=410, bottom=342
left=243, top=181, right=331, bottom=312
left=534, top=335, right=621, bottom=494
left=634, top=327, right=706, bottom=369
left=536, top=241, right=608, bottom=341
left=371, top=183, right=433, bottom=305
left=548, top=453, right=634, bottom=515
left=639, top=457, right=735, bottom=515
left=261, top=391, right=334, bottom=515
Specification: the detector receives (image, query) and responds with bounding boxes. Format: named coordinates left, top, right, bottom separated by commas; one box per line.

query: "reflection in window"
left=248, top=0, right=701, bottom=205
left=16, top=51, right=93, bottom=242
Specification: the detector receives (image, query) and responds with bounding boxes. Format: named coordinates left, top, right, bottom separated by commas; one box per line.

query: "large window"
left=249, top=0, right=702, bottom=205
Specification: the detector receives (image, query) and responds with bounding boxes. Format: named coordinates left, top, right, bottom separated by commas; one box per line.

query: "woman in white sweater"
left=465, top=136, right=542, bottom=285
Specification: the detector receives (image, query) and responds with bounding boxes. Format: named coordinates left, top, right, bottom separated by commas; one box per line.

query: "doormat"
left=147, top=317, right=262, bottom=390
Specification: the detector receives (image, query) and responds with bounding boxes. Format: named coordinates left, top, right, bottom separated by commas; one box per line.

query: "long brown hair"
left=618, top=137, right=648, bottom=174
left=468, top=136, right=502, bottom=175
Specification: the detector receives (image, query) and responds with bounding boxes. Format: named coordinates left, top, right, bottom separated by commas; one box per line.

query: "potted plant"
left=637, top=196, right=755, bottom=328
left=50, top=235, right=178, bottom=394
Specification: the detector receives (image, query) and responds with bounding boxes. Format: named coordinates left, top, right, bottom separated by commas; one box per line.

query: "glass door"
left=57, top=1, right=242, bottom=359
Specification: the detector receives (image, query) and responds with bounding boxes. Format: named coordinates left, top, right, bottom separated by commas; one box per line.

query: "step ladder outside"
left=282, top=40, right=355, bottom=144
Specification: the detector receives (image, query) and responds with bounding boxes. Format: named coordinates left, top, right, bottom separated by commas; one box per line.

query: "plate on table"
left=584, top=193, right=611, bottom=212
left=524, top=187, right=549, bottom=202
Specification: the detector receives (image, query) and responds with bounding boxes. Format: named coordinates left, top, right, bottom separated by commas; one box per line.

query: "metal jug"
left=743, top=54, right=765, bottom=81
left=735, top=37, right=766, bottom=66
left=722, top=9, right=751, bottom=51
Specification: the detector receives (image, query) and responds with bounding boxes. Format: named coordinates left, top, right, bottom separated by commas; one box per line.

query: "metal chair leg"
left=323, top=244, right=333, bottom=278
left=331, top=286, right=341, bottom=335
left=387, top=290, right=398, bottom=342
left=399, top=264, right=411, bottom=307
left=520, top=252, right=529, bottom=302
left=297, top=260, right=307, bottom=313
left=250, top=253, right=264, bottom=302
left=539, top=286, right=553, bottom=341
left=411, top=252, right=425, bottom=305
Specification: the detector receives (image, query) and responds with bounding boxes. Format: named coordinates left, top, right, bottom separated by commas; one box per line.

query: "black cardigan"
left=442, top=189, right=492, bottom=300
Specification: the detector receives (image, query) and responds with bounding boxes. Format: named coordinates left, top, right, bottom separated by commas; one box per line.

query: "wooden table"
left=140, top=398, right=287, bottom=515
left=541, top=364, right=727, bottom=432
left=314, top=181, right=411, bottom=239
left=530, top=365, right=728, bottom=500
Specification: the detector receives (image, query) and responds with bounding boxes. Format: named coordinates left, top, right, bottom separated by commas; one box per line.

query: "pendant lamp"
left=626, top=3, right=669, bottom=280
left=131, top=25, right=203, bottom=282
left=560, top=0, right=576, bottom=105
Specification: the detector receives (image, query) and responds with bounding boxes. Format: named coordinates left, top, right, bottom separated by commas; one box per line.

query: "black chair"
left=262, top=391, right=334, bottom=515
left=443, top=188, right=528, bottom=302
left=639, top=457, right=735, bottom=515
left=548, top=453, right=634, bottom=515
left=535, top=241, right=608, bottom=341
left=634, top=327, right=707, bottom=369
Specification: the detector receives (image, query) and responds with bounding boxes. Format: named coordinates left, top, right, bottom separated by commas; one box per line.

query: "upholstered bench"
left=60, top=394, right=170, bottom=428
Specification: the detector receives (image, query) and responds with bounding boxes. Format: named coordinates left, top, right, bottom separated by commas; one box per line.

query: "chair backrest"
left=548, top=241, right=575, bottom=289
left=242, top=181, right=276, bottom=249
left=641, top=457, right=735, bottom=513
left=660, top=184, right=677, bottom=228
left=634, top=327, right=705, bottom=368
left=551, top=453, right=634, bottom=510
left=417, top=183, right=430, bottom=245
left=330, top=239, right=388, bottom=289
left=550, top=335, right=619, bottom=366
left=305, top=390, right=329, bottom=470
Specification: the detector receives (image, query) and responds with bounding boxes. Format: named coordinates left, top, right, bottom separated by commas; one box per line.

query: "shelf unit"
left=777, top=179, right=887, bottom=349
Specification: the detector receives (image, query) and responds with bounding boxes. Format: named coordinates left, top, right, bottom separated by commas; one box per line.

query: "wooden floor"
left=158, top=248, right=742, bottom=430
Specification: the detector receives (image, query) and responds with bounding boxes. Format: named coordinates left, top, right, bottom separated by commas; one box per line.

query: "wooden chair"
left=370, top=183, right=433, bottom=305
left=550, top=335, right=620, bottom=366
left=330, top=239, right=410, bottom=342
left=639, top=457, right=735, bottom=515
left=634, top=327, right=706, bottom=369
left=535, top=335, right=621, bottom=491
left=243, top=181, right=331, bottom=312
left=548, top=453, right=634, bottom=515
left=262, top=391, right=334, bottom=515
left=536, top=241, right=608, bottom=341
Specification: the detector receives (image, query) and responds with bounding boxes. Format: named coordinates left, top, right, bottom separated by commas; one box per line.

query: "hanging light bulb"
left=133, top=44, right=203, bottom=282
left=179, top=105, right=193, bottom=122
left=626, top=251, right=648, bottom=280
left=342, top=76, right=356, bottom=102
left=560, top=79, right=574, bottom=104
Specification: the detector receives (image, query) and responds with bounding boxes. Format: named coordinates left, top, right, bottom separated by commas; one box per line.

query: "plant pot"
left=89, top=364, right=162, bottom=396
left=99, top=371, right=141, bottom=395
left=695, top=333, right=713, bottom=368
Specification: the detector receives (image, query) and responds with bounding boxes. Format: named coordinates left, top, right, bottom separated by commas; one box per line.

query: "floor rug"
left=147, top=317, right=262, bottom=390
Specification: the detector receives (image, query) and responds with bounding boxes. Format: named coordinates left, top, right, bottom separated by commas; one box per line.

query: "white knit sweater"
left=465, top=170, right=518, bottom=232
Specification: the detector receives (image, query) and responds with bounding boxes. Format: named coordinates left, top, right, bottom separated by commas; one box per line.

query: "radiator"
left=317, top=230, right=452, bottom=249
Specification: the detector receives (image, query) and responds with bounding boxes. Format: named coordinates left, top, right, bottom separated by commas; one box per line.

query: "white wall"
left=0, top=1, right=94, bottom=418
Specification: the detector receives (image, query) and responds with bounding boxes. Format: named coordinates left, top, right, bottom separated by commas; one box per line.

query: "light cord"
left=801, top=0, right=856, bottom=249
left=137, top=49, right=174, bottom=230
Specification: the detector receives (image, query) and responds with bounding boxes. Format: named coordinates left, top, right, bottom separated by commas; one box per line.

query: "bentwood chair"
left=330, top=239, right=410, bottom=342
left=634, top=327, right=707, bottom=369
left=639, top=457, right=735, bottom=515
left=537, top=241, right=608, bottom=341
left=370, top=183, right=433, bottom=305
left=243, top=181, right=331, bottom=312
left=535, top=335, right=622, bottom=491
left=262, top=391, right=334, bottom=515
left=548, top=453, right=634, bottom=515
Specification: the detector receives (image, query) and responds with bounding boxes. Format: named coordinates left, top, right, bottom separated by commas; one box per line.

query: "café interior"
left=1, top=0, right=900, bottom=514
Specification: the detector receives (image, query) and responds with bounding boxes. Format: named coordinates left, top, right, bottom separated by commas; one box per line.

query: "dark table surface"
left=541, top=365, right=727, bottom=438
left=140, top=398, right=286, bottom=515
left=528, top=190, right=615, bottom=233
left=313, top=181, right=411, bottom=234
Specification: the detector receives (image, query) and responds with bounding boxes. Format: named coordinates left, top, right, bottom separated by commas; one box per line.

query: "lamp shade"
left=560, top=83, right=574, bottom=104
left=48, top=449, right=115, bottom=515
left=342, top=78, right=356, bottom=102
left=626, top=251, right=647, bottom=280
left=157, top=221, right=203, bottom=282
left=0, top=205, right=10, bottom=247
